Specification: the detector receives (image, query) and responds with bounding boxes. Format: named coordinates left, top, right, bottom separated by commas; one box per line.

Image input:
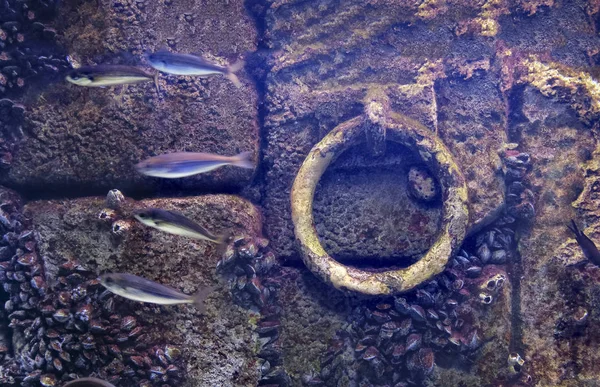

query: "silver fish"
left=99, top=273, right=214, bottom=312
left=135, top=151, right=253, bottom=179
left=66, top=65, right=159, bottom=92
left=63, top=377, right=116, bottom=387
left=133, top=207, right=224, bottom=243
left=146, top=50, right=244, bottom=88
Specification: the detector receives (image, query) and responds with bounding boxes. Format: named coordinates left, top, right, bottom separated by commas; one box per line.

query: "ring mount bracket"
left=291, top=112, right=469, bottom=295
left=363, top=86, right=390, bottom=156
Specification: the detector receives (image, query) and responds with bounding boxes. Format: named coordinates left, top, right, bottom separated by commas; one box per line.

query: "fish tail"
left=192, top=285, right=217, bottom=314
left=231, top=151, right=254, bottom=169
left=217, top=231, right=232, bottom=246
left=226, top=59, right=245, bottom=88
left=153, top=72, right=160, bottom=95
left=215, top=231, right=233, bottom=256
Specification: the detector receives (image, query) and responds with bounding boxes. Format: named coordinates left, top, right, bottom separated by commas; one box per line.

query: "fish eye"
left=71, top=75, right=80, bottom=80
left=138, top=212, right=147, bottom=218
left=105, top=277, right=114, bottom=284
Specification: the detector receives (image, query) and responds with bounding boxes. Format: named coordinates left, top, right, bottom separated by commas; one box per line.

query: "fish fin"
left=226, top=72, right=242, bottom=88
left=567, top=220, right=580, bottom=237
left=231, top=151, right=254, bottom=169
left=226, top=59, right=245, bottom=88
left=228, top=59, right=245, bottom=73
left=192, top=285, right=217, bottom=314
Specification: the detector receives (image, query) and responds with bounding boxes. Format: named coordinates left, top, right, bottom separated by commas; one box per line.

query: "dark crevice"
left=243, top=0, right=273, bottom=215
left=3, top=180, right=248, bottom=202
left=505, top=84, right=530, bottom=355
left=508, top=241, right=524, bottom=354
left=0, top=288, right=13, bottom=359
left=506, top=85, right=528, bottom=144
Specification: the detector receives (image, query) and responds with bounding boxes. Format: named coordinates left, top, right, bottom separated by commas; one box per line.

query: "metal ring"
left=291, top=113, right=469, bottom=295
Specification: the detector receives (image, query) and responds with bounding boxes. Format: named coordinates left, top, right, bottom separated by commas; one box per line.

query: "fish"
left=133, top=207, right=226, bottom=243
left=63, top=377, right=116, bottom=387
left=66, top=65, right=159, bottom=92
left=135, top=151, right=253, bottom=179
left=567, top=220, right=600, bottom=267
left=99, top=273, right=215, bottom=312
left=146, top=50, right=244, bottom=88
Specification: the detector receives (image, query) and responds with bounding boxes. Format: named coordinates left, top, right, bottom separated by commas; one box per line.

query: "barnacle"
left=105, top=190, right=125, bottom=210
left=97, top=208, right=117, bottom=223
left=111, top=220, right=130, bottom=236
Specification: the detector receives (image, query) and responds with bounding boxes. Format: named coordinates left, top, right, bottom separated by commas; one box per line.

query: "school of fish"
left=62, top=44, right=254, bottom=386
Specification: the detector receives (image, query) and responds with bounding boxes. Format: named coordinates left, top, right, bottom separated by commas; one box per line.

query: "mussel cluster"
left=0, top=0, right=69, bottom=170
left=0, top=188, right=184, bottom=386
left=302, top=148, right=536, bottom=386
left=217, top=236, right=275, bottom=309
left=306, top=255, right=509, bottom=386
left=0, top=0, right=68, bottom=98
left=216, top=236, right=291, bottom=387
left=0, top=187, right=25, bottom=369
left=0, top=97, right=24, bottom=171
left=503, top=150, right=535, bottom=222
left=0, top=97, right=24, bottom=142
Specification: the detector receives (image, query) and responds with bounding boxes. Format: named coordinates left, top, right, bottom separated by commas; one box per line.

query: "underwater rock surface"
left=517, top=87, right=599, bottom=386
left=16, top=193, right=263, bottom=386
left=313, top=143, right=442, bottom=265
left=261, top=0, right=511, bottom=261
left=2, top=0, right=600, bottom=387
left=1, top=0, right=258, bottom=195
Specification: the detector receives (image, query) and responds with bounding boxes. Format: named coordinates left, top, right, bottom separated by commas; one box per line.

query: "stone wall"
left=1, top=0, right=600, bottom=386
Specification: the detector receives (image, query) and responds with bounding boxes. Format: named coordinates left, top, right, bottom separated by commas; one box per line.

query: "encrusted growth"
left=302, top=221, right=518, bottom=386
left=0, top=0, right=68, bottom=177
left=217, top=235, right=291, bottom=387
left=299, top=142, right=537, bottom=385
left=518, top=57, right=600, bottom=125
left=0, top=187, right=185, bottom=386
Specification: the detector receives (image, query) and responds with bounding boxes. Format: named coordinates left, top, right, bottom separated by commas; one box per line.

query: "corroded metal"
left=291, top=113, right=469, bottom=295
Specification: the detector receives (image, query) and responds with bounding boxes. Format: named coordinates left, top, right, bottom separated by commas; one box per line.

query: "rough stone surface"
left=24, top=194, right=263, bottom=387
left=517, top=87, right=598, bottom=387
left=262, top=0, right=514, bottom=262
left=313, top=143, right=442, bottom=265
left=274, top=261, right=514, bottom=386
left=1, top=1, right=600, bottom=387
left=276, top=268, right=347, bottom=382
left=256, top=1, right=600, bottom=385
left=1, top=0, right=259, bottom=195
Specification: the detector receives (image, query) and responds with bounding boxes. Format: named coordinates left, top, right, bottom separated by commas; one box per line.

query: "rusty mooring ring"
left=290, top=113, right=469, bottom=295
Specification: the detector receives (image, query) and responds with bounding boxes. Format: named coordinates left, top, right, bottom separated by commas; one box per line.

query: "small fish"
left=133, top=207, right=225, bottom=243
left=99, top=273, right=215, bottom=312
left=567, top=220, right=600, bottom=266
left=135, top=151, right=253, bottom=179
left=63, top=377, right=116, bottom=387
left=146, top=50, right=244, bottom=88
left=66, top=65, right=159, bottom=92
